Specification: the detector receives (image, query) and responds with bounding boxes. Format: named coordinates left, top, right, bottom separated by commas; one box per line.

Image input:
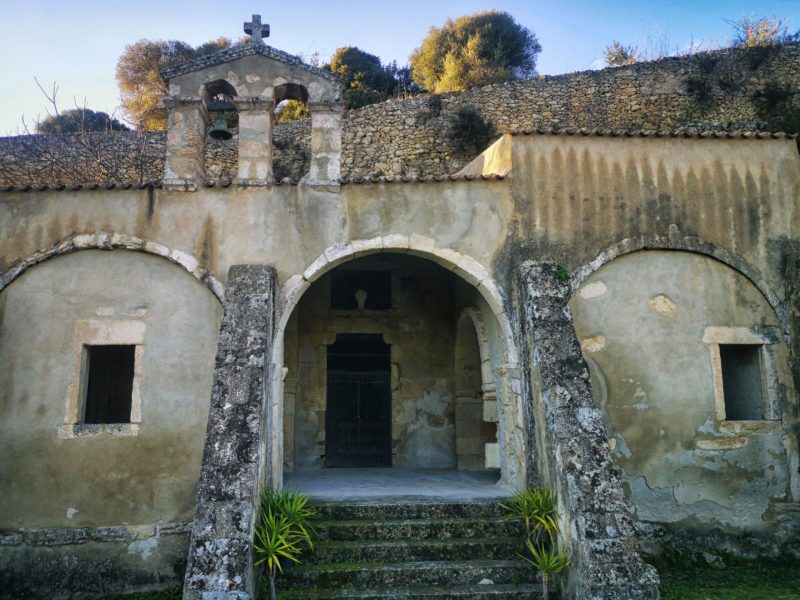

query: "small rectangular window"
left=330, top=271, right=391, bottom=310
left=719, top=344, right=764, bottom=420
left=84, top=345, right=135, bottom=424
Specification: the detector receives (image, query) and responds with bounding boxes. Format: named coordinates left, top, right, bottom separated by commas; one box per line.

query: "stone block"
left=485, top=443, right=500, bottom=469
left=456, top=436, right=482, bottom=455
left=455, top=401, right=482, bottom=437
left=483, top=400, right=498, bottom=422
left=457, top=455, right=486, bottom=471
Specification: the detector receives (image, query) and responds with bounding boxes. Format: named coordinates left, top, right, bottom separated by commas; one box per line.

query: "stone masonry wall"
left=342, top=42, right=800, bottom=177
left=0, top=121, right=310, bottom=186
left=1, top=43, right=797, bottom=185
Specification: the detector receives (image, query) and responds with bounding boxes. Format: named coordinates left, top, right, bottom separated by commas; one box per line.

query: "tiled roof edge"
left=0, top=178, right=303, bottom=193
left=507, top=127, right=798, bottom=139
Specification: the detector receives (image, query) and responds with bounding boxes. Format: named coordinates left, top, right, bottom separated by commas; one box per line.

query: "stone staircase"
left=279, top=500, right=542, bottom=599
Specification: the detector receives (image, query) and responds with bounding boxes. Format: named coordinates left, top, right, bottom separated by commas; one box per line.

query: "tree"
left=37, top=108, right=129, bottom=134
left=604, top=41, right=641, bottom=66
left=115, top=38, right=234, bottom=130
left=327, top=46, right=399, bottom=109
left=275, top=100, right=309, bottom=124
left=729, top=15, right=800, bottom=48
left=409, top=11, right=541, bottom=93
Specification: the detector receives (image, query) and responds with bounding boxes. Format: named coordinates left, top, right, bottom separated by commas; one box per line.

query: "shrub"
left=253, top=489, right=317, bottom=600
left=449, top=105, right=496, bottom=155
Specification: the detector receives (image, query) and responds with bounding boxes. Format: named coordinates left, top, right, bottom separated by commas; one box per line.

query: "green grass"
left=647, top=551, right=800, bottom=599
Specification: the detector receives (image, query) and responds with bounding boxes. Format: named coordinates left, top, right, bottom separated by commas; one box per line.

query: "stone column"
left=482, top=387, right=500, bottom=468
left=455, top=394, right=484, bottom=470
left=183, top=265, right=277, bottom=600
left=234, top=96, right=275, bottom=186
left=163, top=96, right=208, bottom=191
left=308, top=102, right=344, bottom=191
left=516, top=261, right=660, bottom=599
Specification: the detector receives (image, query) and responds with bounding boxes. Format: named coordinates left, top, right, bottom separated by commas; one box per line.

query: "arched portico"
left=268, top=236, right=526, bottom=492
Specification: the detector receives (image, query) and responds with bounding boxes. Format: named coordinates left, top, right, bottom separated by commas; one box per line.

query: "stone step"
left=313, top=501, right=506, bottom=521
left=282, top=559, right=538, bottom=589
left=314, top=517, right=523, bottom=542
left=312, top=537, right=523, bottom=563
left=280, top=583, right=543, bottom=599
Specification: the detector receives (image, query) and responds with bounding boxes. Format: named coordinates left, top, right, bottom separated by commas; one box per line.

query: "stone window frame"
left=58, top=320, right=145, bottom=439
left=703, top=326, right=782, bottom=434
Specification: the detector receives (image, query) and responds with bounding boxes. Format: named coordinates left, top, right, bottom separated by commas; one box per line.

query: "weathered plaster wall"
left=0, top=250, right=221, bottom=527
left=5, top=133, right=794, bottom=303
left=0, top=250, right=221, bottom=596
left=569, top=251, right=797, bottom=537
left=0, top=179, right=515, bottom=294
left=0, top=133, right=797, bottom=593
left=505, top=134, right=800, bottom=303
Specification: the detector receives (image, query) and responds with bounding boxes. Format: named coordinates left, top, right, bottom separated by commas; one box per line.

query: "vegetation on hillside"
left=604, top=15, right=800, bottom=66
left=37, top=108, right=129, bottom=134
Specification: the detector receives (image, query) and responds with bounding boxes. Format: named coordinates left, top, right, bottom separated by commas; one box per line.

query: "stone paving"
left=285, top=468, right=510, bottom=502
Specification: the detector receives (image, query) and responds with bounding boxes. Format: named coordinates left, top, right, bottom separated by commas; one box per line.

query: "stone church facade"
left=0, top=17, right=798, bottom=600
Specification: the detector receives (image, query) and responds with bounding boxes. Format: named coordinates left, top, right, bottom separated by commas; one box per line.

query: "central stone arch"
left=268, top=235, right=527, bottom=491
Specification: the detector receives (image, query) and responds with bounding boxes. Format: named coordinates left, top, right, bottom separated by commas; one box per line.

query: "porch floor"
left=284, top=468, right=510, bottom=503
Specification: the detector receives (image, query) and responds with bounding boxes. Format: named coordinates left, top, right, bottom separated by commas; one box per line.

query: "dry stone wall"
left=1, top=43, right=798, bottom=185
left=341, top=42, right=800, bottom=177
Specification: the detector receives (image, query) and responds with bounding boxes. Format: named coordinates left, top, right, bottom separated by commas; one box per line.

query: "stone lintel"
left=162, top=179, right=199, bottom=192
left=232, top=97, right=275, bottom=112
left=236, top=178, right=273, bottom=188
left=516, top=260, right=660, bottom=600
left=162, top=96, right=207, bottom=110
left=308, top=101, right=345, bottom=113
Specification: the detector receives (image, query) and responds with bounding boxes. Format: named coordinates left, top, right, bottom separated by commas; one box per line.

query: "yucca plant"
left=253, top=489, right=317, bottom=600
left=500, top=486, right=559, bottom=545
left=259, top=488, right=317, bottom=552
left=519, top=539, right=571, bottom=600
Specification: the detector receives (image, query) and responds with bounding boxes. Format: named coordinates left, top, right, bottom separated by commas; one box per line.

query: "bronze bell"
left=209, top=114, right=232, bottom=140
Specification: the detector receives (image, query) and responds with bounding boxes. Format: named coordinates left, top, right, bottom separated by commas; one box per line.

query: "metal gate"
left=326, top=371, right=391, bottom=467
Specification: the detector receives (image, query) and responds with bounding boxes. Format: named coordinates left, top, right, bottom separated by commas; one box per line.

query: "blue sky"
left=2, top=1, right=799, bottom=134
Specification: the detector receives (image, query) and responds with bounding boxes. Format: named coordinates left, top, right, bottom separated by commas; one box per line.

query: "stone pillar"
left=516, top=261, right=660, bottom=600
left=308, top=102, right=344, bottom=191
left=163, top=96, right=208, bottom=191
left=455, top=395, right=484, bottom=470
left=482, top=388, right=500, bottom=468
left=235, top=96, right=275, bottom=186
left=183, top=265, right=277, bottom=600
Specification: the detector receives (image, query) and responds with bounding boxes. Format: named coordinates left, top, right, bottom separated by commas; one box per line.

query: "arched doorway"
left=274, top=249, right=526, bottom=494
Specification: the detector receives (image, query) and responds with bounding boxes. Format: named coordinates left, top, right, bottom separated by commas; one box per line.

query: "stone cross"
left=244, top=14, right=270, bottom=44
